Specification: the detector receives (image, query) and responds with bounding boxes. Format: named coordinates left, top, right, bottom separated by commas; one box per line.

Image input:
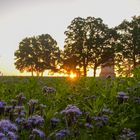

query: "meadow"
left=0, top=76, right=140, bottom=140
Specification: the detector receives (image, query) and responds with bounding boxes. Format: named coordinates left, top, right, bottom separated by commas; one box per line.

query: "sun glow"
left=69, top=72, right=77, bottom=79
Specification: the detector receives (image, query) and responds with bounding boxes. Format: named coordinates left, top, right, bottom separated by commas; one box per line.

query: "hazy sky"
left=0, top=0, right=140, bottom=75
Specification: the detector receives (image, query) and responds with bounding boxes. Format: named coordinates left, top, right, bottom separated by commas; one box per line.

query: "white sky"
left=0, top=0, right=140, bottom=76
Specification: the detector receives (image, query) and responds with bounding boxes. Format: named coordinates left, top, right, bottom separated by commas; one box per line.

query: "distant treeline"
left=14, top=16, right=140, bottom=77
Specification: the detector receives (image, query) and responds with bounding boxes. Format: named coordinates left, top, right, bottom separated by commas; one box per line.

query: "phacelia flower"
left=16, top=93, right=26, bottom=106
left=55, top=129, right=70, bottom=140
left=28, top=99, right=38, bottom=116
left=27, top=115, right=44, bottom=128
left=7, top=131, right=18, bottom=140
left=85, top=123, right=93, bottom=129
left=117, top=92, right=129, bottom=99
left=42, top=86, right=56, bottom=95
left=61, top=105, right=82, bottom=115
left=0, top=119, right=17, bottom=133
left=50, top=117, right=60, bottom=128
left=15, top=117, right=26, bottom=125
left=0, top=132, right=5, bottom=139
left=31, top=128, right=45, bottom=139
left=92, top=116, right=108, bottom=127
left=0, top=101, right=6, bottom=108
left=0, top=101, right=6, bottom=115
left=119, top=128, right=136, bottom=140
left=117, top=92, right=129, bottom=103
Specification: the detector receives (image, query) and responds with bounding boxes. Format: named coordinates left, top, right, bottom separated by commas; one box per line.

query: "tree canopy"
left=115, top=16, right=140, bottom=76
left=14, top=34, right=61, bottom=76
left=63, top=17, right=115, bottom=76
left=14, top=15, right=140, bottom=77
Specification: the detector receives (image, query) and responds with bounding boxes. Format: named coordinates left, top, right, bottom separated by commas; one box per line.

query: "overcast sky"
left=0, top=0, right=140, bottom=75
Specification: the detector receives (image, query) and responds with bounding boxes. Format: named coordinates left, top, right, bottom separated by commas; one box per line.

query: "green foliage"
left=14, top=34, right=61, bottom=76
left=115, top=16, right=140, bottom=76
left=0, top=76, right=140, bottom=139
left=132, top=65, right=140, bottom=80
left=63, top=17, right=115, bottom=77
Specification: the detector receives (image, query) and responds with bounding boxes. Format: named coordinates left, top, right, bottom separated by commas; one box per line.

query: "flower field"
left=0, top=76, right=140, bottom=140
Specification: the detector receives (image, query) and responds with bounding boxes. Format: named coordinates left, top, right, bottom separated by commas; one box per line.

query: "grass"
left=0, top=76, right=140, bottom=139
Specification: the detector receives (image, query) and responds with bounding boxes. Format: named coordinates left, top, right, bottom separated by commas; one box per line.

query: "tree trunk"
left=31, top=71, right=33, bottom=76
left=133, top=55, right=136, bottom=69
left=132, top=47, right=136, bottom=69
left=83, top=65, right=87, bottom=77
left=93, top=61, right=97, bottom=77
left=83, top=57, right=87, bottom=77
left=41, top=72, right=43, bottom=76
left=36, top=72, right=39, bottom=76
left=93, top=66, right=97, bottom=77
left=132, top=32, right=137, bottom=69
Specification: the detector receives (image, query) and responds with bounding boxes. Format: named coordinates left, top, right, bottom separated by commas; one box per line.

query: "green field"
left=0, top=76, right=140, bottom=140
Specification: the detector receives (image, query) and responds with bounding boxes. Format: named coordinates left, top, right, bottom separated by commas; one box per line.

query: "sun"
left=69, top=72, right=77, bottom=79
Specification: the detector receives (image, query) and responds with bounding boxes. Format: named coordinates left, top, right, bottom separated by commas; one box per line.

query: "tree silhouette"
left=85, top=17, right=113, bottom=77
left=116, top=16, right=140, bottom=75
left=14, top=34, right=60, bottom=76
left=63, top=17, right=87, bottom=76
left=63, top=17, right=114, bottom=77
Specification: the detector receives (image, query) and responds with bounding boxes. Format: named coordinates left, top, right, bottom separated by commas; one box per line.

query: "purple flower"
left=0, top=120, right=17, bottom=133
left=4, top=106, right=13, bottom=113
left=85, top=123, right=93, bottom=129
left=61, top=105, right=82, bottom=126
left=27, top=115, right=44, bottom=128
left=55, top=129, right=70, bottom=140
left=7, top=131, right=18, bottom=140
left=14, top=106, right=25, bottom=116
left=32, top=128, right=45, bottom=138
left=28, top=99, right=38, bottom=116
left=16, top=93, right=26, bottom=106
left=119, top=128, right=136, bottom=140
left=92, top=116, right=108, bottom=127
left=116, top=92, right=129, bottom=102
left=0, top=101, right=6, bottom=115
left=61, top=105, right=82, bottom=115
left=50, top=117, right=60, bottom=128
left=15, top=117, right=26, bottom=125
left=0, top=131, right=18, bottom=140
left=0, top=132, right=4, bottom=138
left=42, top=86, right=56, bottom=95
left=0, top=101, right=6, bottom=108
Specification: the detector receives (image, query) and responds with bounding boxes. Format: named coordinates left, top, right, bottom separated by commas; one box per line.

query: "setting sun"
left=69, top=72, right=77, bottom=79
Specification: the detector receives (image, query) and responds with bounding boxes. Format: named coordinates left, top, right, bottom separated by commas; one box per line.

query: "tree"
left=63, top=16, right=114, bottom=77
left=63, top=17, right=88, bottom=76
left=116, top=16, right=140, bottom=75
left=85, top=17, right=114, bottom=77
left=14, top=34, right=60, bottom=76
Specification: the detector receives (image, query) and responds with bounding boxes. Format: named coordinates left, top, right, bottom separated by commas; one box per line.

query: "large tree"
left=116, top=16, right=140, bottom=75
left=85, top=17, right=114, bottom=77
left=63, top=17, right=88, bottom=76
left=14, top=34, right=60, bottom=76
left=63, top=16, right=113, bottom=77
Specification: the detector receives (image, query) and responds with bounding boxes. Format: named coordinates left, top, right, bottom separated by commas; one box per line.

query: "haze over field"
left=0, top=0, right=140, bottom=76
